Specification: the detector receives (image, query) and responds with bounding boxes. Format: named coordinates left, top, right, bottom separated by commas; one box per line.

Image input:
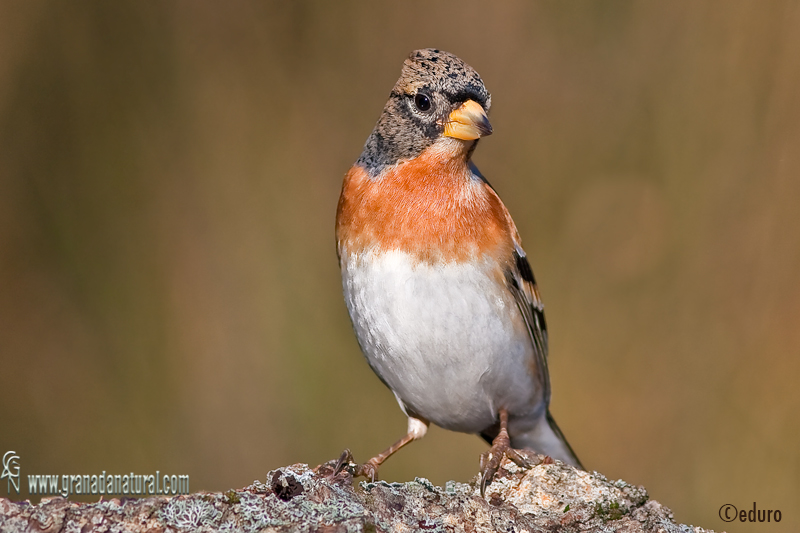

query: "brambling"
left=335, top=49, right=583, bottom=493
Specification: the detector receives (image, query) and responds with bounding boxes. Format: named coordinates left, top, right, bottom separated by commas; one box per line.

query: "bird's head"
left=358, top=49, right=492, bottom=176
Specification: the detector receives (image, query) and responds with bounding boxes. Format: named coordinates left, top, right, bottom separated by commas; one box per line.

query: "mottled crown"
left=393, top=49, right=491, bottom=110
left=357, top=49, right=491, bottom=177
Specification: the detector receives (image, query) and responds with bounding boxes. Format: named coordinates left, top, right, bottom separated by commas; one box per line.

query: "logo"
left=2, top=451, right=20, bottom=494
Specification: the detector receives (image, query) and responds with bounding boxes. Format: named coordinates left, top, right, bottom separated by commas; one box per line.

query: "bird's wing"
left=504, top=245, right=551, bottom=405
left=471, top=161, right=551, bottom=404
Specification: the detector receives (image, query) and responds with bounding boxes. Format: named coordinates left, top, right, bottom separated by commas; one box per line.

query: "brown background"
left=1, top=2, right=798, bottom=532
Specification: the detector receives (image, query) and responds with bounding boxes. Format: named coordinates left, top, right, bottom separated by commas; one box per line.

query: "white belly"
left=341, top=249, right=544, bottom=433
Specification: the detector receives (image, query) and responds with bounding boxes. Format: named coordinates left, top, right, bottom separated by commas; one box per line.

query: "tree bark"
left=0, top=451, right=715, bottom=532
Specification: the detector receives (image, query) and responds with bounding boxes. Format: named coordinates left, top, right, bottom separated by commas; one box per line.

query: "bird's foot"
left=479, top=435, right=533, bottom=497
left=331, top=449, right=380, bottom=481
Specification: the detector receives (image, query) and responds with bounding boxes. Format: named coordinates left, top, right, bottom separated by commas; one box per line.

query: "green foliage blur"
left=1, top=2, right=798, bottom=531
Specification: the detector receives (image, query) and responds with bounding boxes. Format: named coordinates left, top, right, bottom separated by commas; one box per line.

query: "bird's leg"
left=335, top=417, right=428, bottom=481
left=480, top=408, right=532, bottom=496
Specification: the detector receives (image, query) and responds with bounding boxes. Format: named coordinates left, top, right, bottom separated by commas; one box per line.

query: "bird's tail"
left=511, top=410, right=584, bottom=469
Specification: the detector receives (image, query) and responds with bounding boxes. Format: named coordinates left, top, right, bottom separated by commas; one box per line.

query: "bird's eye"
left=414, top=93, right=432, bottom=113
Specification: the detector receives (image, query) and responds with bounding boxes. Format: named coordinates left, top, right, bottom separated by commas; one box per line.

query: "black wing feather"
left=506, top=248, right=551, bottom=405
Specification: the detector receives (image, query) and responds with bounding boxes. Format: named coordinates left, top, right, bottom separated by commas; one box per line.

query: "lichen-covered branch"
left=0, top=451, right=714, bottom=532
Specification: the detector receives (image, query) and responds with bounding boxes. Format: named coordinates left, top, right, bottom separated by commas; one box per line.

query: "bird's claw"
left=332, top=449, right=354, bottom=477
left=355, top=461, right=378, bottom=482
left=479, top=436, right=534, bottom=497
left=332, top=449, right=379, bottom=481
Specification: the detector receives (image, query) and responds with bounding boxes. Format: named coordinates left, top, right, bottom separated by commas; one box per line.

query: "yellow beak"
left=443, top=99, right=492, bottom=140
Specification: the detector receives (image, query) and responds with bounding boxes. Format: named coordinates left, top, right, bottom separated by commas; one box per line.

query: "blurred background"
left=1, top=2, right=798, bottom=531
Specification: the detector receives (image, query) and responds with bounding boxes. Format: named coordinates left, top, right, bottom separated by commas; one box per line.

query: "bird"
left=334, top=48, right=583, bottom=494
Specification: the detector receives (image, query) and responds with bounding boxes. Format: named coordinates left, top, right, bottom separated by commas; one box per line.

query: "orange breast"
left=336, top=147, right=516, bottom=264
